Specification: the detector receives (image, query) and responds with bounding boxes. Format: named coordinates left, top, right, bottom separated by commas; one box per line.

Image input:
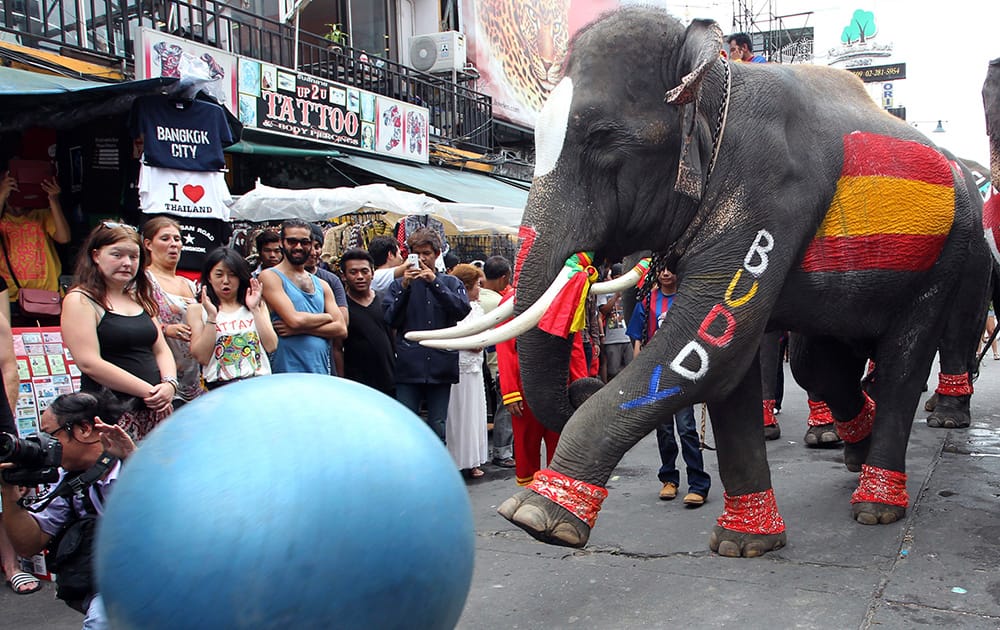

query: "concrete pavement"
left=2, top=360, right=998, bottom=628
left=456, top=360, right=1000, bottom=629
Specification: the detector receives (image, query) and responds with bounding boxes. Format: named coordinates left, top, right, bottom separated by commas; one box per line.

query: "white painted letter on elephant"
left=534, top=78, right=573, bottom=178
left=670, top=341, right=709, bottom=380
left=744, top=229, right=774, bottom=276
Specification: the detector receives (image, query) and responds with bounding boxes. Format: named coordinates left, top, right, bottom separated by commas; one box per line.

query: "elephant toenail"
left=552, top=522, right=587, bottom=547
left=514, top=504, right=549, bottom=531
left=717, top=540, right=741, bottom=557
left=497, top=497, right=520, bottom=520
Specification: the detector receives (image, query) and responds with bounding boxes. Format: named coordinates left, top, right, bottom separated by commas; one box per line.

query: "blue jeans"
left=396, top=383, right=452, bottom=441
left=656, top=405, right=711, bottom=496
left=83, top=594, right=108, bottom=630
left=490, top=375, right=513, bottom=460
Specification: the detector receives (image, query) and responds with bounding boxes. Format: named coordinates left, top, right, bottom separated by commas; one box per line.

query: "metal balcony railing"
left=0, top=0, right=494, bottom=152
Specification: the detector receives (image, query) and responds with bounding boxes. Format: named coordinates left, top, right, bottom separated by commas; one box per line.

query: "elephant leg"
left=707, top=355, right=787, bottom=558
left=498, top=339, right=693, bottom=548
left=759, top=331, right=783, bottom=440
left=803, top=394, right=842, bottom=448
left=789, top=335, right=868, bottom=470
left=926, top=249, right=989, bottom=429
left=846, top=314, right=949, bottom=526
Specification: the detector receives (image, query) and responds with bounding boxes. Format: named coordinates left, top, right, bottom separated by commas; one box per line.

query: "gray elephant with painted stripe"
left=417, top=8, right=992, bottom=557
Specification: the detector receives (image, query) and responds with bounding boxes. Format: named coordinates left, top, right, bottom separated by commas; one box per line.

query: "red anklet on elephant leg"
left=935, top=372, right=973, bottom=396
left=806, top=400, right=834, bottom=426
left=717, top=488, right=785, bottom=535
left=851, top=464, right=908, bottom=507
left=835, top=392, right=875, bottom=443
left=528, top=469, right=609, bottom=528
left=762, top=399, right=777, bottom=427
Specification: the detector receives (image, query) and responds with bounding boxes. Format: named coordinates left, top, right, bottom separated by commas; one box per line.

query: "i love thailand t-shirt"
left=139, top=164, right=232, bottom=220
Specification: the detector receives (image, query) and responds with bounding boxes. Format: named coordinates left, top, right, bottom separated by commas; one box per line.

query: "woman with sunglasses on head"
left=60, top=222, right=177, bottom=441
left=187, top=247, right=277, bottom=388
left=141, top=216, right=203, bottom=407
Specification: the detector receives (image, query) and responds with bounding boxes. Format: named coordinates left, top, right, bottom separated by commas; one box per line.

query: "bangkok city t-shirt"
left=130, top=95, right=235, bottom=171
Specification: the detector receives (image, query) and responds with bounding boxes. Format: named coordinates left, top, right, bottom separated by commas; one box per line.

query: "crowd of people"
left=0, top=167, right=714, bottom=623
left=0, top=176, right=739, bottom=630
left=3, top=212, right=629, bottom=485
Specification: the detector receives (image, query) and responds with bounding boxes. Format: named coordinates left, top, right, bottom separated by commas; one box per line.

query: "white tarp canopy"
left=229, top=181, right=523, bottom=235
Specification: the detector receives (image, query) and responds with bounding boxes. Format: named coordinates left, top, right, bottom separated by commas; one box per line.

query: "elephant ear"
left=665, top=19, right=724, bottom=201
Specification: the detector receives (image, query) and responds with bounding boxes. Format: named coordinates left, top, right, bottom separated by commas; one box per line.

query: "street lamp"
left=912, top=120, right=947, bottom=133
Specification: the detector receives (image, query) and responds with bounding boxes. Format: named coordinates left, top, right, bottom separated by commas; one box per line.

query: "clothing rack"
left=448, top=234, right=517, bottom=265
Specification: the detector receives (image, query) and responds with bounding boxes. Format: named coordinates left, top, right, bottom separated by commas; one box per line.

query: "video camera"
left=0, top=432, right=62, bottom=486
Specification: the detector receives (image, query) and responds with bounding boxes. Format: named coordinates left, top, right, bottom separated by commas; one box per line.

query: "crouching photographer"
left=0, top=390, right=135, bottom=630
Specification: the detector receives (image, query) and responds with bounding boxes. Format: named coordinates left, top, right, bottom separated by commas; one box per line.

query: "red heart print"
left=182, top=184, right=205, bottom=203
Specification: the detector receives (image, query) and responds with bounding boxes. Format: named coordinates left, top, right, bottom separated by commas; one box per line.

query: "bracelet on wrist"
left=205, top=320, right=216, bottom=325
left=161, top=376, right=179, bottom=391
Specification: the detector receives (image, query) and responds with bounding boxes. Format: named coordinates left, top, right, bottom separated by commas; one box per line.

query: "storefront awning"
left=0, top=66, right=178, bottom=132
left=225, top=141, right=343, bottom=158
left=332, top=153, right=530, bottom=210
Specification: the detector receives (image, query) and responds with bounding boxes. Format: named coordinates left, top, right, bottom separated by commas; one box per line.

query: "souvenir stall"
left=228, top=181, right=522, bottom=269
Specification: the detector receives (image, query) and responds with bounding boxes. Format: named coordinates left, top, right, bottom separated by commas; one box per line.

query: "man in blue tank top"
left=260, top=220, right=347, bottom=374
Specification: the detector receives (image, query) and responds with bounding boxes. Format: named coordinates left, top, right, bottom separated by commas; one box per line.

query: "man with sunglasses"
left=1, top=390, right=135, bottom=628
left=260, top=219, right=347, bottom=374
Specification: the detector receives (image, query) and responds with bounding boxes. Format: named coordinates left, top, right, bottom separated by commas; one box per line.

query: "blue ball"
left=96, top=374, right=475, bottom=629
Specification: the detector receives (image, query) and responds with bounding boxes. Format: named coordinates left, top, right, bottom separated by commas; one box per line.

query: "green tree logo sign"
left=841, top=9, right=877, bottom=45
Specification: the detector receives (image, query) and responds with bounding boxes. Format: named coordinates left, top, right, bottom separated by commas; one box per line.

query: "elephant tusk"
left=406, top=299, right=515, bottom=341
left=590, top=260, right=647, bottom=295
left=419, top=268, right=574, bottom=350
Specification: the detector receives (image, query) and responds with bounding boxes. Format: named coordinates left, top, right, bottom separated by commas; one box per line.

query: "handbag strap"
left=0, top=232, right=21, bottom=289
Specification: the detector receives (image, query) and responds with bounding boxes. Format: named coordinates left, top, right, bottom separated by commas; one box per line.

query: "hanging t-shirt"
left=129, top=96, right=235, bottom=171
left=180, top=217, right=232, bottom=273
left=139, top=165, right=232, bottom=220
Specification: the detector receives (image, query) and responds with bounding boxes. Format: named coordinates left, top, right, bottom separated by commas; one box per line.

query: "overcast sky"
left=664, top=1, right=998, bottom=166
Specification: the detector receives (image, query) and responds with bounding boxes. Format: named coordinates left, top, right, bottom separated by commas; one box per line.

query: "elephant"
left=923, top=67, right=1000, bottom=430
left=420, top=8, right=992, bottom=557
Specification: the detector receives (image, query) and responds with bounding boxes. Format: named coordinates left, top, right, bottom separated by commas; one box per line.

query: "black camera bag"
left=45, top=481, right=100, bottom=613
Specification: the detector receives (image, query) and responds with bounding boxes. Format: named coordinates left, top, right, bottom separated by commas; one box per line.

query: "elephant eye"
left=581, top=122, right=635, bottom=172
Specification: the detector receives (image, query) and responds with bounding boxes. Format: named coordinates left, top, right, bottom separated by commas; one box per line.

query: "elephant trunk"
left=518, top=328, right=575, bottom=432
left=511, top=232, right=578, bottom=433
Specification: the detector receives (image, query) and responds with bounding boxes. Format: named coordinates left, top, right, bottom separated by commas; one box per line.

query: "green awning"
left=0, top=65, right=174, bottom=95
left=333, top=153, right=529, bottom=209
left=0, top=66, right=178, bottom=132
left=225, top=141, right=344, bottom=158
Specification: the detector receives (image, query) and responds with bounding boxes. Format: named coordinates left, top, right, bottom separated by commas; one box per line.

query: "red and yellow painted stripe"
left=801, top=132, right=955, bottom=273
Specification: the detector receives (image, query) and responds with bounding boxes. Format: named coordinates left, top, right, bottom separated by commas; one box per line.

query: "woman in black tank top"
left=60, top=223, right=178, bottom=441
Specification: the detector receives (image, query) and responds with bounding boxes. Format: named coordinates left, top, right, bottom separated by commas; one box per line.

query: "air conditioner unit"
left=408, top=31, right=466, bottom=74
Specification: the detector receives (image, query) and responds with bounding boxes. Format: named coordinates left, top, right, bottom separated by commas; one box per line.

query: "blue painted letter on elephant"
left=621, top=365, right=681, bottom=410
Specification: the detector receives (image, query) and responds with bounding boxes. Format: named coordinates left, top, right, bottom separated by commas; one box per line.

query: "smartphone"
left=407, top=253, right=420, bottom=269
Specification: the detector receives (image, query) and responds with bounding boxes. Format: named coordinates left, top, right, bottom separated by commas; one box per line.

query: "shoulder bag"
left=0, top=233, right=62, bottom=319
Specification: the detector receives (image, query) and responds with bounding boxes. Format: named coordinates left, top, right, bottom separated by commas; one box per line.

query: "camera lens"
left=0, top=432, right=44, bottom=466
left=0, top=432, right=19, bottom=460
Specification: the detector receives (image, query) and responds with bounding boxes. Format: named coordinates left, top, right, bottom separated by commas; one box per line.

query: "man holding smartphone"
left=384, top=229, right=470, bottom=441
